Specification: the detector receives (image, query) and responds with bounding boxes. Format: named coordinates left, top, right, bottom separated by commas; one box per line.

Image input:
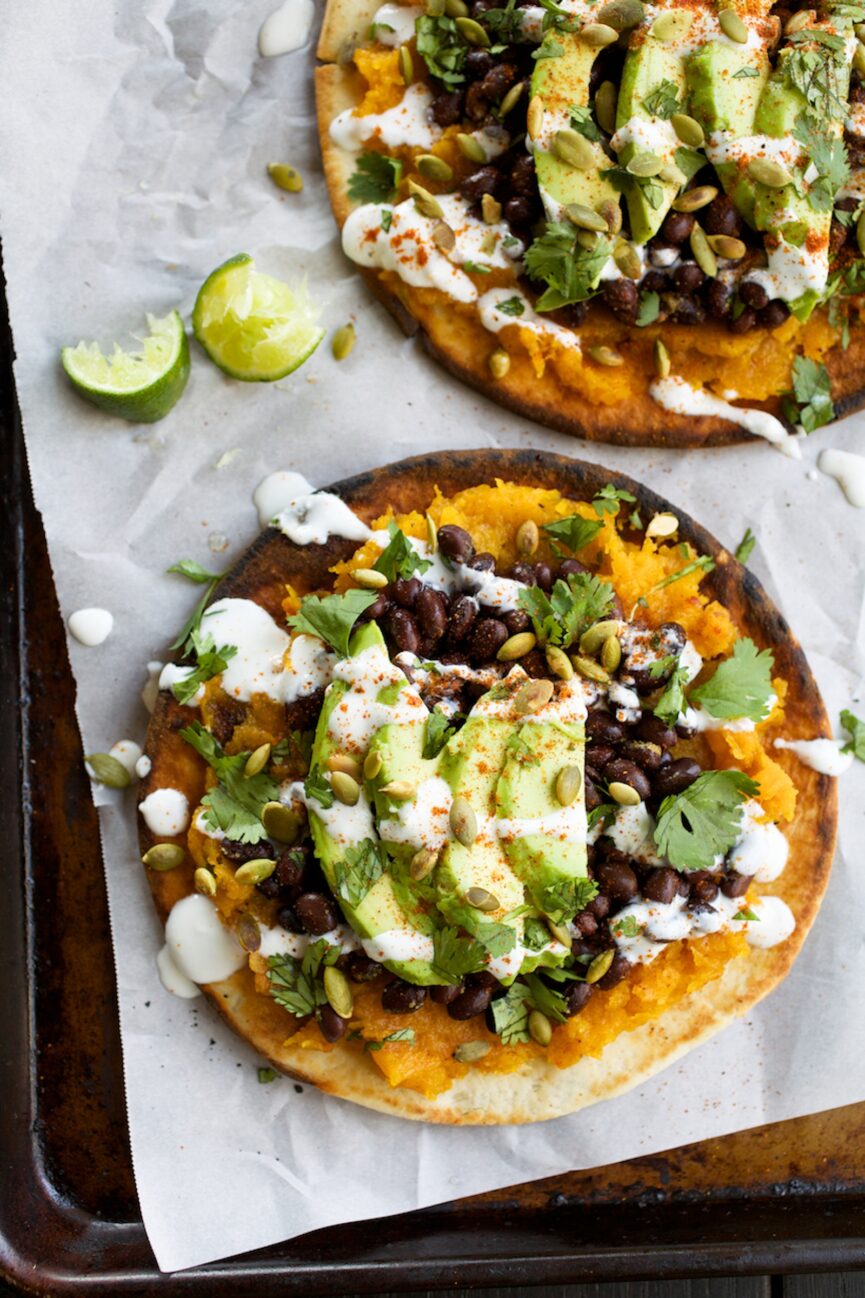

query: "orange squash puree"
left=354, top=48, right=404, bottom=115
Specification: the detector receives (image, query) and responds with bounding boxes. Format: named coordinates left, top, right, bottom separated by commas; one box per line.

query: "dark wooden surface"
left=6, top=1277, right=864, bottom=1295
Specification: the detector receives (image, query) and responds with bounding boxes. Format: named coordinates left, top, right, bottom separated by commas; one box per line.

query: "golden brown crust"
left=138, top=450, right=836, bottom=1124
left=314, top=45, right=865, bottom=449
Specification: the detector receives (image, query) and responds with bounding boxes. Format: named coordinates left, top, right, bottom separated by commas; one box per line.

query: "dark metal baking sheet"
left=2, top=260, right=865, bottom=1294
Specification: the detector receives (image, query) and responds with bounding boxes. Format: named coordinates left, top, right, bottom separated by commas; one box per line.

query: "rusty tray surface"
left=2, top=268, right=865, bottom=1294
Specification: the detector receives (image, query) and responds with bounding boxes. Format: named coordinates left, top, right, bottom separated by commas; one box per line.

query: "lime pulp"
left=61, top=310, right=190, bottom=424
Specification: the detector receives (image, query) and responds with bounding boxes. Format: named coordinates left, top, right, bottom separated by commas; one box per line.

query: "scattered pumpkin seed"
left=528, top=1009, right=553, bottom=1046
left=480, top=229, right=498, bottom=255
left=499, top=80, right=525, bottom=117
left=194, top=866, right=217, bottom=897
left=595, top=80, right=617, bottom=134
left=597, top=0, right=644, bottom=31
left=552, top=128, right=595, bottom=170
left=588, top=344, right=624, bottom=367
left=410, top=846, right=439, bottom=880
left=651, top=9, right=693, bottom=40
left=353, top=566, right=389, bottom=590
left=489, top=348, right=511, bottom=379
left=142, top=843, right=185, bottom=871
left=261, top=800, right=303, bottom=843
left=444, top=0, right=469, bottom=14
left=426, top=512, right=438, bottom=552
left=332, top=323, right=356, bottom=361
left=598, top=197, right=622, bottom=234
left=235, top=858, right=277, bottom=886
left=575, top=229, right=599, bottom=251
left=613, top=240, right=642, bottom=279
left=465, top=886, right=500, bottom=912
left=324, top=965, right=354, bottom=1018
left=601, top=634, right=622, bottom=672
left=481, top=192, right=502, bottom=224
left=363, top=750, right=384, bottom=782
left=555, top=764, right=582, bottom=807
left=672, top=185, right=717, bottom=212
left=454, top=1040, right=491, bottom=1063
left=565, top=202, right=609, bottom=232
left=516, top=518, right=540, bottom=556
left=399, top=44, right=414, bottom=84
left=858, top=211, right=865, bottom=258
left=515, top=677, right=555, bottom=714
left=627, top=151, right=663, bottom=178
left=785, top=9, right=813, bottom=32
left=586, top=948, right=615, bottom=983
left=746, top=157, right=792, bottom=188
left=450, top=796, right=478, bottom=845
left=267, top=163, right=303, bottom=193
left=332, top=771, right=360, bottom=805
left=572, top=654, right=611, bottom=684
left=707, top=234, right=746, bottom=260
left=718, top=7, right=748, bottom=42
left=456, top=132, right=486, bottom=162
left=432, top=220, right=456, bottom=251
left=455, top=15, right=490, bottom=44
left=545, top=644, right=574, bottom=680
left=581, top=21, right=619, bottom=45
left=407, top=179, right=444, bottom=219
left=236, top=913, right=262, bottom=952
left=244, top=742, right=272, bottom=778
left=654, top=338, right=671, bottom=378
left=646, top=511, right=679, bottom=539
left=689, top=223, right=717, bottom=278
left=86, top=753, right=131, bottom=788
left=671, top=112, right=705, bottom=148
left=327, top=752, right=362, bottom=780
left=527, top=95, right=545, bottom=138
left=379, top=780, right=416, bottom=800
left=579, top=620, right=619, bottom=654
left=497, top=631, right=537, bottom=661
left=609, top=780, right=642, bottom=805
left=417, top=153, right=452, bottom=184
left=547, top=919, right=573, bottom=949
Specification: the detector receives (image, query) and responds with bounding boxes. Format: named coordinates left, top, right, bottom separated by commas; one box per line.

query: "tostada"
left=138, top=451, right=835, bottom=1123
left=316, top=0, right=865, bottom=448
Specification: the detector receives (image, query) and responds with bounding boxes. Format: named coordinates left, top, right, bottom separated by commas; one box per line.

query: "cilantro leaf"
left=288, top=588, right=378, bottom=658
left=304, top=764, right=334, bottom=809
left=523, top=915, right=552, bottom=951
left=734, top=906, right=760, bottom=922
left=644, top=553, right=715, bottom=596
left=523, top=972, right=572, bottom=1022
left=642, top=79, right=680, bottom=119
left=333, top=838, right=387, bottom=908
left=431, top=926, right=487, bottom=983
left=734, top=527, right=756, bottom=565
left=611, top=914, right=641, bottom=938
left=496, top=295, right=526, bottom=316
left=171, top=629, right=237, bottom=706
left=654, top=769, right=759, bottom=871
left=415, top=13, right=468, bottom=84
left=348, top=151, right=403, bottom=204
left=518, top=572, right=615, bottom=649
left=691, top=637, right=774, bottom=721
left=271, top=729, right=314, bottom=771
left=180, top=721, right=278, bottom=843
left=366, top=1028, right=416, bottom=1050
left=472, top=919, right=517, bottom=958
left=541, top=513, right=603, bottom=553
left=257, top=1067, right=279, bottom=1083
left=167, top=563, right=225, bottom=653
left=569, top=104, right=601, bottom=141
left=524, top=222, right=613, bottom=311
left=587, top=802, right=616, bottom=831
left=593, top=483, right=637, bottom=517
left=167, top=559, right=222, bottom=584
left=537, top=876, right=598, bottom=924
left=783, top=356, right=835, bottom=433
left=490, top=982, right=532, bottom=1043
left=374, top=522, right=433, bottom=583
left=423, top=707, right=457, bottom=759
left=636, top=290, right=660, bottom=327
left=267, top=939, right=338, bottom=1018
left=653, top=663, right=690, bottom=725
left=841, top=709, right=865, bottom=762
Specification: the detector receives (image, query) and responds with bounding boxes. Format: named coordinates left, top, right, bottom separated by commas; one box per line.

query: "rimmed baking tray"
left=2, top=269, right=864, bottom=1294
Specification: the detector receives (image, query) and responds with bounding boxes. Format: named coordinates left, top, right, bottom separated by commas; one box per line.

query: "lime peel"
left=61, top=310, right=190, bottom=424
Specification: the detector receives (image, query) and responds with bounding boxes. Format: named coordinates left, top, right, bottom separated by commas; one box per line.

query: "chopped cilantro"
left=734, top=906, right=760, bottom=922
left=381, top=208, right=393, bottom=233
left=373, top=521, right=432, bottom=584
left=642, top=79, right=680, bottom=119
left=431, top=926, right=487, bottom=983
left=366, top=1028, right=416, bottom=1051
left=289, top=588, right=378, bottom=658
left=170, top=627, right=236, bottom=706
left=782, top=356, right=834, bottom=433
left=463, top=260, right=492, bottom=273
left=732, top=65, right=759, bottom=78
left=257, top=1067, right=279, bottom=1083
left=569, top=104, right=601, bottom=141
left=333, top=838, right=387, bottom=908
left=180, top=722, right=278, bottom=844
left=644, top=553, right=715, bottom=596
left=167, top=559, right=223, bottom=584
left=347, top=151, right=403, bottom=204
left=518, top=571, right=615, bottom=649
left=423, top=707, right=458, bottom=759
left=541, top=512, right=603, bottom=554
left=629, top=509, right=644, bottom=530
left=734, top=527, right=756, bottom=565
left=490, top=982, right=533, bottom=1043
left=652, top=663, right=690, bottom=726
left=267, top=939, right=339, bottom=1019
left=472, top=920, right=518, bottom=957
left=691, top=637, right=774, bottom=722
left=593, top=483, right=637, bottom=517
left=537, top=875, right=598, bottom=924
left=841, top=709, right=865, bottom=762
left=271, top=730, right=314, bottom=771
left=532, top=36, right=564, bottom=59
left=415, top=13, right=468, bottom=84
left=587, top=802, right=616, bottom=831
left=524, top=222, right=613, bottom=311
left=304, top=764, right=334, bottom=809
left=523, top=915, right=552, bottom=951
left=611, top=914, right=641, bottom=938
left=654, top=769, right=759, bottom=872
left=167, top=562, right=225, bottom=653
left=496, top=295, right=526, bottom=316
left=523, top=972, right=571, bottom=1023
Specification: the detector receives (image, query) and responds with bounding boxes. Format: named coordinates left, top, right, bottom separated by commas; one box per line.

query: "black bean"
left=760, top=300, right=790, bottom=328
left=587, top=892, right=610, bottom=920
left=604, top=758, right=652, bottom=801
left=317, top=1004, right=348, bottom=1042
left=728, top=306, right=757, bottom=335
left=503, top=608, right=530, bottom=634
left=393, top=576, right=422, bottom=609
left=468, top=617, right=509, bottom=662
left=510, top=560, right=537, bottom=584
left=448, top=594, right=479, bottom=641
left=276, top=904, right=304, bottom=933
left=585, top=777, right=602, bottom=811
left=829, top=218, right=847, bottom=257
left=661, top=210, right=695, bottom=244
left=510, top=153, right=536, bottom=196
left=437, top=524, right=475, bottom=563
left=559, top=558, right=588, bottom=577
left=388, top=607, right=421, bottom=655
left=504, top=195, right=536, bottom=227
left=295, top=892, right=339, bottom=935
left=703, top=193, right=741, bottom=238
left=430, top=90, right=465, bottom=127
left=564, top=981, right=594, bottom=1017
left=416, top=586, right=448, bottom=639
left=469, top=551, right=497, bottom=573
left=430, top=983, right=462, bottom=1004
left=479, top=63, right=518, bottom=100
left=356, top=591, right=389, bottom=625
left=705, top=277, right=733, bottom=320
left=447, top=983, right=493, bottom=1020
left=597, top=951, right=630, bottom=990
left=563, top=301, right=589, bottom=327
left=470, top=970, right=500, bottom=992
left=673, top=261, right=705, bottom=294
left=668, top=294, right=705, bottom=325
left=602, top=277, right=639, bottom=323
left=586, top=711, right=625, bottom=744
left=619, top=739, right=663, bottom=772
left=643, top=866, right=680, bottom=904
left=586, top=743, right=616, bottom=774
left=575, top=910, right=599, bottom=937
left=636, top=713, right=678, bottom=749
left=690, top=877, right=719, bottom=905
left=739, top=280, right=768, bottom=311
left=344, top=951, right=383, bottom=983
left=381, top=980, right=427, bottom=1013
left=209, top=696, right=247, bottom=747
left=533, top=562, right=553, bottom=591
left=464, top=49, right=495, bottom=80
left=460, top=165, right=501, bottom=201
left=272, top=849, right=305, bottom=892
left=651, top=756, right=702, bottom=798
left=642, top=269, right=668, bottom=294
left=595, top=858, right=639, bottom=903
left=721, top=870, right=753, bottom=899
left=222, top=838, right=275, bottom=865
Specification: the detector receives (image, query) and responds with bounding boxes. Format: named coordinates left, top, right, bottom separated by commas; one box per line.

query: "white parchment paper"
left=2, top=0, right=865, bottom=1274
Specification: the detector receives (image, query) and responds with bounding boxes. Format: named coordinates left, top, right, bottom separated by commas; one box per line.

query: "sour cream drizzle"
left=258, top=0, right=315, bottom=55
left=650, top=376, right=800, bottom=458
left=254, top=470, right=372, bottom=544
left=773, top=737, right=854, bottom=776
left=163, top=895, right=247, bottom=984
left=477, top=287, right=581, bottom=351
left=68, top=607, right=114, bottom=646
left=330, top=83, right=442, bottom=152
left=369, top=2, right=423, bottom=45
left=139, top=787, right=190, bottom=836
left=818, top=448, right=865, bottom=509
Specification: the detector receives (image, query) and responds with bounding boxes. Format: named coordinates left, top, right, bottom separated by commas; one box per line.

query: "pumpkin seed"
left=515, top=677, right=554, bottom=714
left=627, top=151, right=663, bottom=178
left=672, top=185, right=717, bottom=212
left=399, top=44, right=414, bottom=84
left=609, top=780, right=642, bottom=805
left=588, top=344, right=624, bottom=367
left=659, top=163, right=687, bottom=186
left=595, top=80, right=617, bottom=134
left=552, top=128, right=596, bottom=170
left=565, top=202, right=609, bottom=232
left=689, top=223, right=717, bottom=278
left=545, top=644, right=574, bottom=680
left=785, top=9, right=813, bottom=32
left=426, top=0, right=445, bottom=14
left=581, top=21, right=619, bottom=45
left=572, top=654, right=611, bottom=683
left=327, top=752, right=362, bottom=779
left=261, top=800, right=303, bottom=843
left=708, top=234, right=746, bottom=260
left=671, top=112, right=705, bottom=148
left=353, top=566, right=388, bottom=589
left=499, top=80, right=525, bottom=117
left=87, top=753, right=131, bottom=788
left=855, top=43, right=865, bottom=77
left=244, top=742, right=272, bottom=778
left=555, top=764, right=582, bottom=807
left=528, top=1009, right=553, bottom=1046
left=455, top=15, right=490, bottom=44
left=576, top=229, right=599, bottom=251
left=456, top=132, right=486, bottom=162
left=332, top=323, right=356, bottom=360
left=481, top=192, right=502, bottom=224
left=453, top=1040, right=491, bottom=1063
left=379, top=780, right=416, bottom=800
left=489, top=348, right=510, bottom=379
left=516, top=518, right=539, bottom=556
left=363, top=749, right=383, bottom=780
left=651, top=9, right=693, bottom=40
left=654, top=338, right=671, bottom=378
left=410, top=846, right=439, bottom=880
left=646, top=511, right=679, bottom=539
left=597, top=0, right=644, bottom=31
left=417, top=153, right=452, bottom=184
left=527, top=95, right=545, bottom=138
left=579, top=620, right=619, bottom=654
left=497, top=631, right=537, bottom=661
left=432, top=220, right=456, bottom=251
left=194, top=866, right=217, bottom=897
left=480, top=229, right=498, bottom=255
left=598, top=197, right=622, bottom=234
left=547, top=919, right=573, bottom=949
left=586, top=948, right=615, bottom=983
left=324, top=965, right=354, bottom=1018
left=601, top=635, right=622, bottom=672
left=857, top=211, right=865, bottom=259
left=236, top=913, right=261, bottom=952
left=718, top=7, right=748, bottom=42
left=465, top=886, right=500, bottom=912
left=613, top=240, right=642, bottom=279
left=142, top=843, right=185, bottom=871
left=235, top=858, right=276, bottom=886
left=331, top=771, right=360, bottom=805
left=408, top=179, right=444, bottom=219
left=267, top=163, right=303, bottom=193
left=450, top=796, right=478, bottom=845
left=746, top=157, right=792, bottom=188
left=426, top=512, right=438, bottom=553
left=445, top=0, right=469, bottom=14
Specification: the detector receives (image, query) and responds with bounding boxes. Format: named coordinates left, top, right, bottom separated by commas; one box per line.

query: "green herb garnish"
left=374, top=521, right=432, bottom=584
left=333, top=838, right=387, bottom=908
left=690, top=637, right=774, bottom=722
left=654, top=770, right=759, bottom=871
left=347, top=151, right=403, bottom=204
left=180, top=722, right=279, bottom=843
left=289, top=588, right=378, bottom=658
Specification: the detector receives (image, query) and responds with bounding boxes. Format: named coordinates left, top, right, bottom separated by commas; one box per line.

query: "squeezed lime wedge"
left=192, top=253, right=324, bottom=381
left=61, top=310, right=190, bottom=423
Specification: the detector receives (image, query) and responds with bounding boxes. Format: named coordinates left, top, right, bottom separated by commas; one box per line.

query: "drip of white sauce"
left=156, top=945, right=201, bottom=999
left=679, top=641, right=703, bottom=683
left=818, top=449, right=865, bottom=509
left=253, top=470, right=372, bottom=543
left=68, top=608, right=114, bottom=646
left=742, top=895, right=796, bottom=949
left=139, top=788, right=190, bottom=836
left=370, top=2, right=422, bottom=45
left=379, top=776, right=453, bottom=849
left=109, top=740, right=143, bottom=777
left=142, top=661, right=164, bottom=714
left=773, top=737, right=854, bottom=776
left=164, top=895, right=247, bottom=984
left=607, top=681, right=641, bottom=724
left=330, top=83, right=441, bottom=152
left=487, top=937, right=567, bottom=981
left=612, top=115, right=679, bottom=165
left=613, top=886, right=795, bottom=964
left=477, top=287, right=581, bottom=351
left=608, top=802, right=661, bottom=864
left=257, top=922, right=359, bottom=959
left=135, top=754, right=152, bottom=779
left=328, top=640, right=426, bottom=749
left=497, top=799, right=587, bottom=845
left=362, top=926, right=436, bottom=964
left=728, top=801, right=789, bottom=882
left=258, top=0, right=315, bottom=56
left=650, top=377, right=800, bottom=458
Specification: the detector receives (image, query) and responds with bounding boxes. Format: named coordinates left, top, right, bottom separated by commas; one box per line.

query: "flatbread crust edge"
left=314, top=50, right=865, bottom=449
left=139, top=449, right=836, bottom=1125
